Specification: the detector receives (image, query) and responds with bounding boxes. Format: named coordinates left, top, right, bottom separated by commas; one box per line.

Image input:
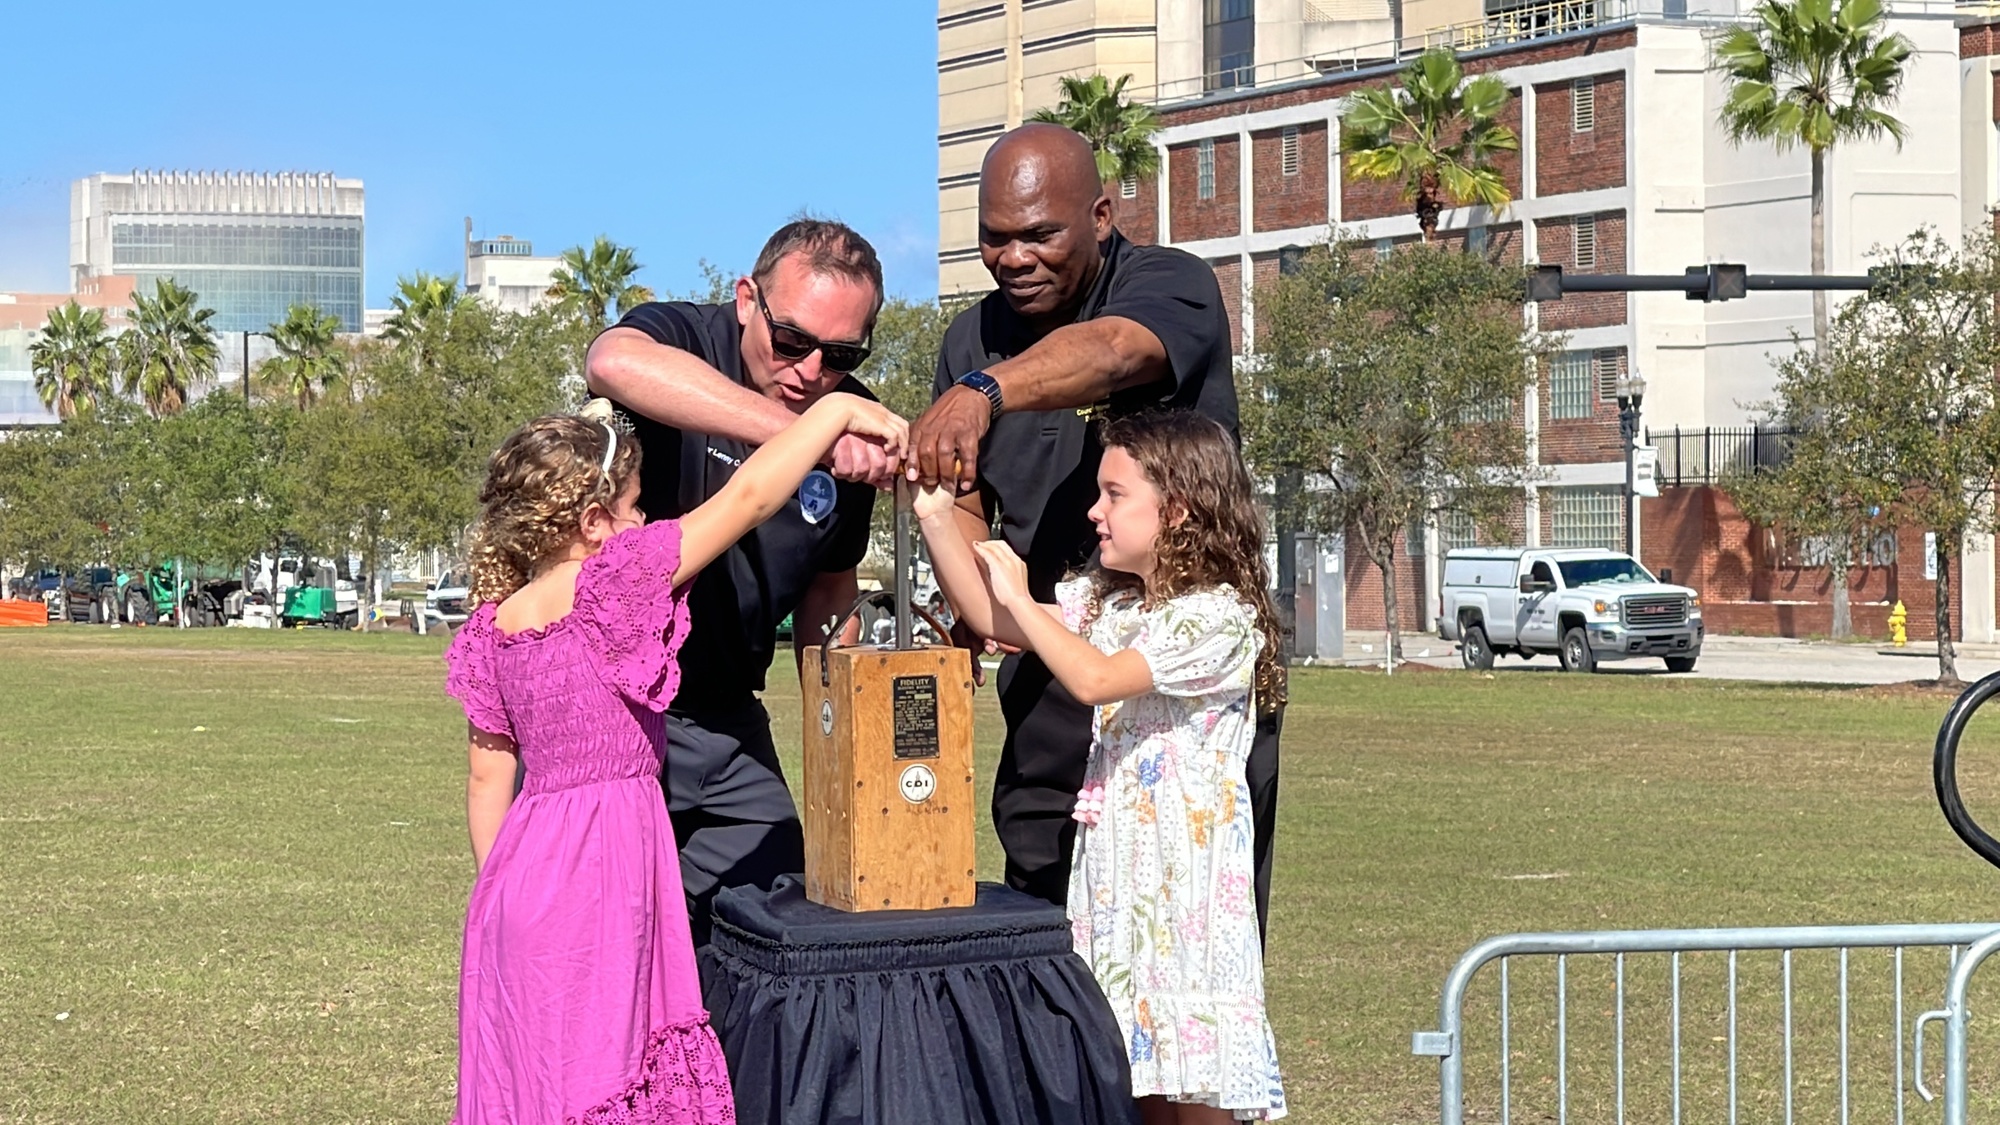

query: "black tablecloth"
left=700, top=876, right=1138, bottom=1125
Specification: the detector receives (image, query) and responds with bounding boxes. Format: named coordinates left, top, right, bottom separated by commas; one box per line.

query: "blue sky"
left=0, top=1, right=939, bottom=305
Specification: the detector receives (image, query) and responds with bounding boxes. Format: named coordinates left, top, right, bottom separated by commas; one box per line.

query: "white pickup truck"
left=1437, top=547, right=1704, bottom=673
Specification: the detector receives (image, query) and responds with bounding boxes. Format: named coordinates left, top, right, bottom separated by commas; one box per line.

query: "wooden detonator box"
left=801, top=479, right=977, bottom=911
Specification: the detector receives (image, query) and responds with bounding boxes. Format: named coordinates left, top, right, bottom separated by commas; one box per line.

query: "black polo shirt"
left=605, top=301, right=876, bottom=705
left=932, top=230, right=1237, bottom=601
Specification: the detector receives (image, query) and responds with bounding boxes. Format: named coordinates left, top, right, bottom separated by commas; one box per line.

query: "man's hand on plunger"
left=829, top=434, right=900, bottom=490
left=908, top=384, right=991, bottom=494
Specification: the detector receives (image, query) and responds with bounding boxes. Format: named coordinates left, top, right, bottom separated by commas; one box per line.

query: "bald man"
left=910, top=123, right=1283, bottom=939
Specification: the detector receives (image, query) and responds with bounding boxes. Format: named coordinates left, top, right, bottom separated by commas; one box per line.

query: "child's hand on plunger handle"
left=911, top=474, right=1026, bottom=668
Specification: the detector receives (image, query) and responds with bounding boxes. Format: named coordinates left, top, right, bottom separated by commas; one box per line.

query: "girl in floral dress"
left=915, top=410, right=1288, bottom=1123
left=445, top=394, right=906, bottom=1125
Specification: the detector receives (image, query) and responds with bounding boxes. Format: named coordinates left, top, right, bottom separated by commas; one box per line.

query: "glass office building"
left=71, top=171, right=365, bottom=333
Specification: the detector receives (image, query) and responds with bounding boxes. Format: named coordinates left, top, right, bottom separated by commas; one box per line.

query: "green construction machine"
left=116, top=562, right=243, bottom=627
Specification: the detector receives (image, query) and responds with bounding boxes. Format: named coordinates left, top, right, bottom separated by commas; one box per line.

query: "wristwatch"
left=955, top=369, right=1004, bottom=423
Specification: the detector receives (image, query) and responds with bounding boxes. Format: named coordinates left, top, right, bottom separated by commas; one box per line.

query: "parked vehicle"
left=28, top=567, right=117, bottom=623
left=119, top=563, right=248, bottom=627
left=426, top=569, right=470, bottom=626
left=1437, top=547, right=1703, bottom=673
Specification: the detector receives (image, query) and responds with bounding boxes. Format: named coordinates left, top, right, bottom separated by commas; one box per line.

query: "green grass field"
left=7, top=627, right=2000, bottom=1123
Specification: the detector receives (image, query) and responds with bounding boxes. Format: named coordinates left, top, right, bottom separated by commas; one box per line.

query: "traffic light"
left=1709, top=263, right=1747, bottom=301
left=1527, top=265, right=1564, bottom=303
left=1685, top=264, right=1746, bottom=302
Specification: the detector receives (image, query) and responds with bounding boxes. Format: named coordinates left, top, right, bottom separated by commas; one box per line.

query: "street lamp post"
left=241, top=330, right=273, bottom=404
left=1616, top=371, right=1647, bottom=556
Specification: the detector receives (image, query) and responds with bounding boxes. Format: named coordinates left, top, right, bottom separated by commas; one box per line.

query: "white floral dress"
left=1056, top=578, right=1286, bottom=1121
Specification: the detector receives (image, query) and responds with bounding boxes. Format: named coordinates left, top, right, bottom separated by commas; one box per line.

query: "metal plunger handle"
left=894, top=475, right=915, bottom=650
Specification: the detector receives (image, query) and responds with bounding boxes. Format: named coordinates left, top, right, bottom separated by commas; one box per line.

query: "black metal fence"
left=1646, top=425, right=1796, bottom=487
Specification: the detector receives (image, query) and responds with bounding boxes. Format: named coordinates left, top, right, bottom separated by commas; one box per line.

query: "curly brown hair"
left=1089, top=411, right=1287, bottom=712
left=465, top=409, right=642, bottom=608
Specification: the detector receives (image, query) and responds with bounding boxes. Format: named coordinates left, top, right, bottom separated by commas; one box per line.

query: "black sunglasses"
left=754, top=286, right=871, bottom=374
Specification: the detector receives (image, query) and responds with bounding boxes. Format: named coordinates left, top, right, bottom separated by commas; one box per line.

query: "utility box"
left=801, top=644, right=978, bottom=911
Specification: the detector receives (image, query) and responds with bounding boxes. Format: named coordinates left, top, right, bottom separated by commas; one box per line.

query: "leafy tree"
left=0, top=406, right=146, bottom=573
left=261, top=303, right=345, bottom=410
left=1028, top=73, right=1162, bottom=185
left=1714, top=0, right=1911, bottom=353
left=1727, top=344, right=1891, bottom=640
left=120, top=279, right=219, bottom=418
left=547, top=236, right=654, bottom=328
left=29, top=301, right=116, bottom=420
left=132, top=395, right=290, bottom=571
left=0, top=292, right=576, bottom=615
left=669, top=259, right=734, bottom=305
left=1747, top=228, right=2000, bottom=684
left=1341, top=48, right=1519, bottom=242
left=1245, top=240, right=1544, bottom=661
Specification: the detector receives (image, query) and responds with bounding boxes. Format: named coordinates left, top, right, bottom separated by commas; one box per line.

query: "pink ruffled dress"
left=444, top=520, right=735, bottom=1125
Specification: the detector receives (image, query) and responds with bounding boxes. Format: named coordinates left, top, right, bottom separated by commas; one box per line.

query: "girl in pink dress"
left=445, top=394, right=906, bottom=1125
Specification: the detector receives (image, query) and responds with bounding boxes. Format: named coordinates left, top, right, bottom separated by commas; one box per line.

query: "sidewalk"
left=1329, top=630, right=2000, bottom=684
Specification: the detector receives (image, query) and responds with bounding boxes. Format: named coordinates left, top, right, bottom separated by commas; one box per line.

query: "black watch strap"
left=956, top=369, right=1004, bottom=422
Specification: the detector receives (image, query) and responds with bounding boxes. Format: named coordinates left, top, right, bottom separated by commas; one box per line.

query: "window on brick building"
left=1459, top=391, right=1514, bottom=425
left=1550, top=488, right=1622, bottom=550
left=1374, top=238, right=1394, bottom=260
left=1593, top=348, right=1623, bottom=401
left=1550, top=351, right=1594, bottom=419
left=1278, top=245, right=1307, bottom=275
left=1120, top=174, right=1138, bottom=199
left=1281, top=126, right=1300, bottom=176
left=1440, top=509, right=1479, bottom=552
left=1466, top=225, right=1489, bottom=254
left=1574, top=214, right=1598, bottom=271
left=1573, top=77, right=1596, bottom=133
left=1198, top=139, right=1216, bottom=200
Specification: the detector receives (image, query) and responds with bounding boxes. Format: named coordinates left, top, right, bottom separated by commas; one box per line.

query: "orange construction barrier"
left=0, top=600, right=49, bottom=627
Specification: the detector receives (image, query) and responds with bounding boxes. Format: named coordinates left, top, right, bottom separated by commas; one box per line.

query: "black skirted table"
left=699, top=876, right=1138, bottom=1125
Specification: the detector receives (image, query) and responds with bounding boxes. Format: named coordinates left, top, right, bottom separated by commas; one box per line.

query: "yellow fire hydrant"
left=1889, top=600, right=1908, bottom=648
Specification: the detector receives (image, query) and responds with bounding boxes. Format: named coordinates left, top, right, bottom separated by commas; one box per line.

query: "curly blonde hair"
left=1089, top=411, right=1287, bottom=712
left=465, top=408, right=642, bottom=608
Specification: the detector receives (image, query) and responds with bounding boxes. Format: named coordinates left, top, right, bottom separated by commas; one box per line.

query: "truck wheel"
left=1461, top=624, right=1495, bottom=671
left=94, top=590, right=115, bottom=624
left=1665, top=656, right=1698, bottom=674
left=1560, top=627, right=1597, bottom=673
left=126, top=588, right=154, bottom=625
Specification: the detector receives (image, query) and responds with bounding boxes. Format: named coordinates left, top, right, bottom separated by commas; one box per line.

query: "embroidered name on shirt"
left=706, top=446, right=743, bottom=469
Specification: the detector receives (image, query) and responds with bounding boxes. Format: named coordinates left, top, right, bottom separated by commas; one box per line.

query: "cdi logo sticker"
left=899, top=764, right=938, bottom=804
left=798, top=470, right=837, bottom=525
left=819, top=699, right=834, bottom=737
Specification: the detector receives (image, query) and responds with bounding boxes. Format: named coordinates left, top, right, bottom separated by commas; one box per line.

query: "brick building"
left=938, top=0, right=1993, bottom=643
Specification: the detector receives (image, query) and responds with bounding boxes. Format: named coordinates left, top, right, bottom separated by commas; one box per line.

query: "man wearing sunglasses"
left=910, top=123, right=1284, bottom=945
left=585, top=218, right=890, bottom=945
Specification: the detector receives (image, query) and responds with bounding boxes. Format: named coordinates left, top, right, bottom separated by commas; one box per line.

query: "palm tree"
left=119, top=279, right=218, bottom=418
left=262, top=303, right=345, bottom=410
left=1714, top=0, right=1911, bottom=353
left=381, top=272, right=473, bottom=345
left=546, top=237, right=654, bottom=327
left=1341, top=48, right=1519, bottom=243
left=29, top=301, right=116, bottom=420
left=1028, top=73, right=1163, bottom=186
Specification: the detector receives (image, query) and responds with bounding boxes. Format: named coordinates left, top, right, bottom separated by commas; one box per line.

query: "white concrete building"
left=462, top=220, right=563, bottom=315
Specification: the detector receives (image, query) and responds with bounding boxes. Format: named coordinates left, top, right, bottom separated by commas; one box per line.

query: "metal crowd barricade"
left=1413, top=669, right=2000, bottom=1124
left=1415, top=924, right=2000, bottom=1125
